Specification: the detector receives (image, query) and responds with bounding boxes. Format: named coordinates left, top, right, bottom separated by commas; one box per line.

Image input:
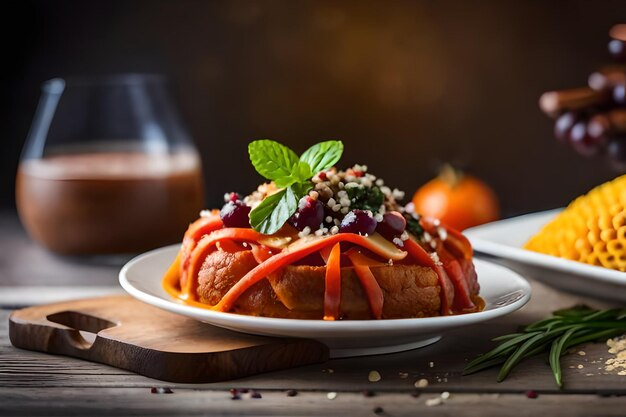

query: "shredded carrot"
left=180, top=215, right=223, bottom=289
left=211, top=233, right=407, bottom=312
left=323, top=243, right=342, bottom=320
left=345, top=250, right=384, bottom=319
left=250, top=243, right=274, bottom=264
left=182, top=228, right=268, bottom=300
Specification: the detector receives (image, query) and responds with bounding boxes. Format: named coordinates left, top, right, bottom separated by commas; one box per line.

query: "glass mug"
left=16, top=75, right=204, bottom=256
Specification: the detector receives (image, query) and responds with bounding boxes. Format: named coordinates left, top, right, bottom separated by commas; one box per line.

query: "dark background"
left=3, top=0, right=626, bottom=216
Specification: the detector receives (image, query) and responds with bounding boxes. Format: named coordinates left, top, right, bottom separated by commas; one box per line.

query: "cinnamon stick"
left=539, top=87, right=609, bottom=118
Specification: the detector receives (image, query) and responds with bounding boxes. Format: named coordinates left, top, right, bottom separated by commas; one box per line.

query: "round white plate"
left=119, top=245, right=531, bottom=358
left=465, top=209, right=626, bottom=303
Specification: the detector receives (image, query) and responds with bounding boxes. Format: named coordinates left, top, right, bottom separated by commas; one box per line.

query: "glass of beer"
left=16, top=75, right=204, bottom=256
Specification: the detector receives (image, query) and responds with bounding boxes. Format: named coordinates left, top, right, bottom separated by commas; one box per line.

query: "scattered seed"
left=578, top=351, right=587, bottom=356
left=429, top=361, right=435, bottom=368
left=526, top=390, right=538, bottom=399
left=286, top=389, right=298, bottom=397
left=425, top=397, right=443, bottom=407
left=239, top=388, right=249, bottom=394
left=250, top=390, right=262, bottom=399
left=368, top=370, right=382, bottom=382
left=398, top=372, right=409, bottom=379
left=441, top=391, right=450, bottom=400
left=578, top=364, right=584, bottom=369
left=410, top=391, right=421, bottom=398
left=373, top=406, right=384, bottom=414
left=150, top=387, right=173, bottom=394
left=327, top=392, right=337, bottom=400
left=362, top=390, right=375, bottom=397
left=414, top=378, right=429, bottom=388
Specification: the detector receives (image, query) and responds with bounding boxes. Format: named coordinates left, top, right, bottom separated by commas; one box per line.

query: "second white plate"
left=465, top=209, right=626, bottom=303
left=120, top=245, right=531, bottom=358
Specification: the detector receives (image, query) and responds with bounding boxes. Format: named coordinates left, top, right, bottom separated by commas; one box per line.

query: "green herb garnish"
left=346, top=185, right=384, bottom=212
left=406, top=216, right=424, bottom=239
left=464, top=306, right=626, bottom=388
left=248, top=139, right=343, bottom=234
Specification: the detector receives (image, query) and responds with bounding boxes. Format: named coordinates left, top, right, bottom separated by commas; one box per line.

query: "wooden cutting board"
left=8, top=295, right=329, bottom=383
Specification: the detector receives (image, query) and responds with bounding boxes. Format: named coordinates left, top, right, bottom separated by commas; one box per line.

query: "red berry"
left=220, top=200, right=251, bottom=228
left=340, top=210, right=377, bottom=235
left=290, top=197, right=324, bottom=231
left=376, top=212, right=406, bottom=239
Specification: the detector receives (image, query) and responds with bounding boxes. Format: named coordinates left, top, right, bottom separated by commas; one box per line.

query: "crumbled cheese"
left=392, top=237, right=404, bottom=247
left=400, top=231, right=409, bottom=241
left=223, top=193, right=230, bottom=202
left=380, top=186, right=391, bottom=196
left=376, top=178, right=384, bottom=186
left=332, top=204, right=341, bottom=212
left=309, top=190, right=319, bottom=200
left=423, top=232, right=432, bottom=242
left=433, top=218, right=440, bottom=226
left=330, top=226, right=339, bottom=235
left=199, top=210, right=212, bottom=218
left=437, top=227, right=448, bottom=241
left=404, top=202, right=416, bottom=214
left=327, top=392, right=337, bottom=400
left=314, top=229, right=325, bottom=236
left=441, top=392, right=450, bottom=400
left=368, top=370, right=382, bottom=382
left=374, top=213, right=384, bottom=222
left=340, top=197, right=351, bottom=207
left=340, top=207, right=349, bottom=214
left=337, top=190, right=348, bottom=199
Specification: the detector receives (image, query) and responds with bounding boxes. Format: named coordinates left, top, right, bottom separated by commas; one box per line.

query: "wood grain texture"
left=1, top=388, right=626, bottom=417
left=8, top=296, right=329, bottom=383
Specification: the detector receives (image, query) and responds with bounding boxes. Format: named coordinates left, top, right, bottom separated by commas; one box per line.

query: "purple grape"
left=290, top=196, right=324, bottom=231
left=375, top=212, right=406, bottom=240
left=607, top=138, right=626, bottom=172
left=613, top=84, right=626, bottom=105
left=339, top=209, right=377, bottom=235
left=554, top=112, right=578, bottom=143
left=569, top=121, right=600, bottom=157
left=609, top=39, right=626, bottom=61
left=220, top=199, right=251, bottom=228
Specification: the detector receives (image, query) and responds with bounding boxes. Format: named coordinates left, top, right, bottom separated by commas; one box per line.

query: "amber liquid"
left=16, top=152, right=204, bottom=255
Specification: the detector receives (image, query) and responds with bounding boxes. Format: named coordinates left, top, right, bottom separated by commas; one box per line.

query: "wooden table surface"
left=1, top=210, right=626, bottom=416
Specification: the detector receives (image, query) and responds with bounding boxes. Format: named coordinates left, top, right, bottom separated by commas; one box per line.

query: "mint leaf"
left=249, top=140, right=299, bottom=181
left=299, top=140, right=344, bottom=174
left=249, top=187, right=298, bottom=234
left=274, top=161, right=314, bottom=188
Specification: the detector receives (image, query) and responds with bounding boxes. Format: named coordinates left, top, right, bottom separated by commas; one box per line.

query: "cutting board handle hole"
left=46, top=311, right=116, bottom=350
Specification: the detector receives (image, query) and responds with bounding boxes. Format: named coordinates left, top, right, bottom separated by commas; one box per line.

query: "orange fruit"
left=412, top=165, right=500, bottom=231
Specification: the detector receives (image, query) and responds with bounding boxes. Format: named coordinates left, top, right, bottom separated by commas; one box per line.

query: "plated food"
left=525, top=175, right=626, bottom=272
left=163, top=140, right=483, bottom=320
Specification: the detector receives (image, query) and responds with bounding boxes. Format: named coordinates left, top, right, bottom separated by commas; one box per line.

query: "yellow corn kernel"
left=525, top=175, right=626, bottom=272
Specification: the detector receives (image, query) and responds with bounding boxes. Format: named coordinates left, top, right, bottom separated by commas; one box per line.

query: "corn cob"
left=525, top=175, right=626, bottom=271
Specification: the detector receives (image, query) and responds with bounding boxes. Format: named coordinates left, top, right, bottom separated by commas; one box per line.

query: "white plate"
left=119, top=245, right=531, bottom=358
left=465, top=209, right=626, bottom=303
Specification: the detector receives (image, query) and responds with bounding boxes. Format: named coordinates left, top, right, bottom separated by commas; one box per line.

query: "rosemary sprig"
left=463, top=306, right=626, bottom=388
